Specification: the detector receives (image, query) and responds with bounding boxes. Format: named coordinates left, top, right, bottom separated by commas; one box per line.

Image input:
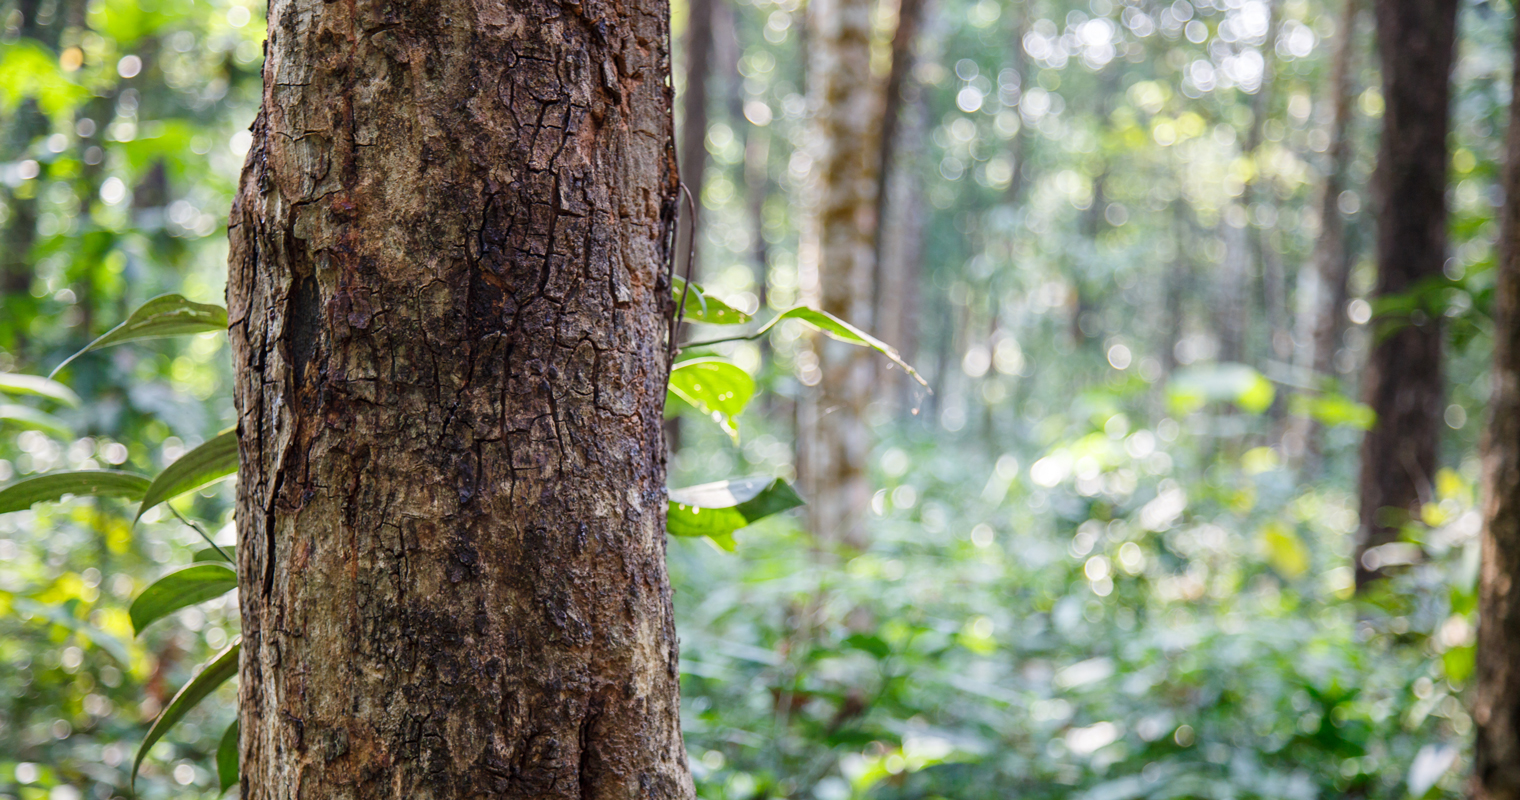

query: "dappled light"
left=0, top=0, right=1512, bottom=796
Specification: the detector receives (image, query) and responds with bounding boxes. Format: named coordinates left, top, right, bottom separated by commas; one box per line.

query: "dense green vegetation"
left=0, top=0, right=1505, bottom=797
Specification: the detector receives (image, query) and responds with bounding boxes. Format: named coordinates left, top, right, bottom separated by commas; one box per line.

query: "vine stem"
left=669, top=183, right=699, bottom=362
left=170, top=505, right=231, bottom=562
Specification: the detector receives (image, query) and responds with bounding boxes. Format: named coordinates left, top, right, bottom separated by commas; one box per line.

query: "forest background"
left=0, top=0, right=1502, bottom=797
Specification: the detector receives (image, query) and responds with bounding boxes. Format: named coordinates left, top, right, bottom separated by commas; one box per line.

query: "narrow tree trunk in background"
left=1474, top=20, right=1520, bottom=795
left=874, top=0, right=928, bottom=406
left=1288, top=0, right=1360, bottom=469
left=802, top=0, right=884, bottom=546
left=1354, top=0, right=1456, bottom=589
left=877, top=95, right=928, bottom=413
left=676, top=0, right=716, bottom=279
left=1249, top=0, right=1288, bottom=367
left=227, top=2, right=692, bottom=797
left=1163, top=199, right=1192, bottom=376
left=873, top=0, right=927, bottom=271
left=1006, top=1, right=1032, bottom=204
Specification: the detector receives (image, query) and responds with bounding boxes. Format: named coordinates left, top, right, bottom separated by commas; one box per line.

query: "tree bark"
left=801, top=0, right=884, bottom=546
left=1287, top=0, right=1361, bottom=469
left=227, top=2, right=693, bottom=798
left=1354, top=0, right=1456, bottom=589
left=1473, top=16, right=1520, bottom=797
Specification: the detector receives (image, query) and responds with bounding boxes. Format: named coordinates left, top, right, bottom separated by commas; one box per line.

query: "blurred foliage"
left=0, top=0, right=1504, bottom=795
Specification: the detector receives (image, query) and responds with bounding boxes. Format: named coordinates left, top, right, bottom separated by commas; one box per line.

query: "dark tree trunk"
left=675, top=0, right=716, bottom=278
left=873, top=0, right=928, bottom=407
left=227, top=2, right=692, bottom=798
left=872, top=0, right=927, bottom=271
left=1354, top=0, right=1457, bottom=589
left=1473, top=16, right=1520, bottom=797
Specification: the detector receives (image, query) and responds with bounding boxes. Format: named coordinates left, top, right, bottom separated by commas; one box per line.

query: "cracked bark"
left=227, top=1, right=693, bottom=798
left=1354, top=0, right=1456, bottom=589
left=1474, top=15, right=1520, bottom=797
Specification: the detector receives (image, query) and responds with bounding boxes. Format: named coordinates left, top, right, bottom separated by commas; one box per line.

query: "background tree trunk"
left=1473, top=17, right=1520, bottom=797
left=227, top=2, right=693, bottom=798
left=874, top=0, right=928, bottom=407
left=1354, top=0, right=1457, bottom=589
left=1287, top=0, right=1361, bottom=470
left=802, top=0, right=884, bottom=546
left=676, top=0, right=716, bottom=278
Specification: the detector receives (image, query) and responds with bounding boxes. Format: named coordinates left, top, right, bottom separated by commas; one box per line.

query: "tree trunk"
left=1248, top=0, right=1288, bottom=367
left=874, top=0, right=928, bottom=407
left=226, top=2, right=693, bottom=798
left=875, top=93, right=927, bottom=413
left=873, top=0, right=927, bottom=272
left=1287, top=0, right=1361, bottom=469
left=802, top=0, right=884, bottom=546
left=1354, top=0, right=1457, bottom=589
left=1473, top=16, right=1520, bottom=797
left=675, top=0, right=716, bottom=278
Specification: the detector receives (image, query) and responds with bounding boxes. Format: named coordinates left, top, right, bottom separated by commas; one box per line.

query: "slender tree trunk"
left=802, top=0, right=884, bottom=546
left=1163, top=199, right=1192, bottom=376
left=874, top=0, right=928, bottom=406
left=1006, top=1, right=1031, bottom=205
left=876, top=95, right=928, bottom=413
left=1288, top=0, right=1361, bottom=468
left=1354, top=0, right=1457, bottom=589
left=676, top=0, right=716, bottom=278
left=1248, top=0, right=1288, bottom=366
left=227, top=2, right=693, bottom=798
left=873, top=0, right=927, bottom=272
left=1473, top=17, right=1520, bottom=797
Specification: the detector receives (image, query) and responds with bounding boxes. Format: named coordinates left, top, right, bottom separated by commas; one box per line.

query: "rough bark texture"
left=226, top=2, right=693, bottom=798
left=1473, top=19, right=1520, bottom=797
left=801, top=0, right=883, bottom=546
left=1354, top=0, right=1456, bottom=589
left=1287, top=0, right=1360, bottom=468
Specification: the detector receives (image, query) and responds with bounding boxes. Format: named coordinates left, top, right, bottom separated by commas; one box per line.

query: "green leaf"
left=129, top=564, right=238, bottom=635
left=134, top=639, right=240, bottom=789
left=1166, top=363, right=1275, bottom=415
left=667, top=477, right=805, bottom=547
left=771, top=307, right=927, bottom=384
left=0, top=404, right=70, bottom=436
left=136, top=429, right=239, bottom=523
left=51, top=294, right=229, bottom=377
left=843, top=633, right=892, bottom=660
left=668, top=358, right=755, bottom=441
left=193, top=545, right=236, bottom=564
left=0, top=372, right=81, bottom=407
left=0, top=470, right=152, bottom=514
left=673, top=276, right=752, bottom=325
left=217, top=719, right=239, bottom=793
left=1288, top=392, right=1376, bottom=430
